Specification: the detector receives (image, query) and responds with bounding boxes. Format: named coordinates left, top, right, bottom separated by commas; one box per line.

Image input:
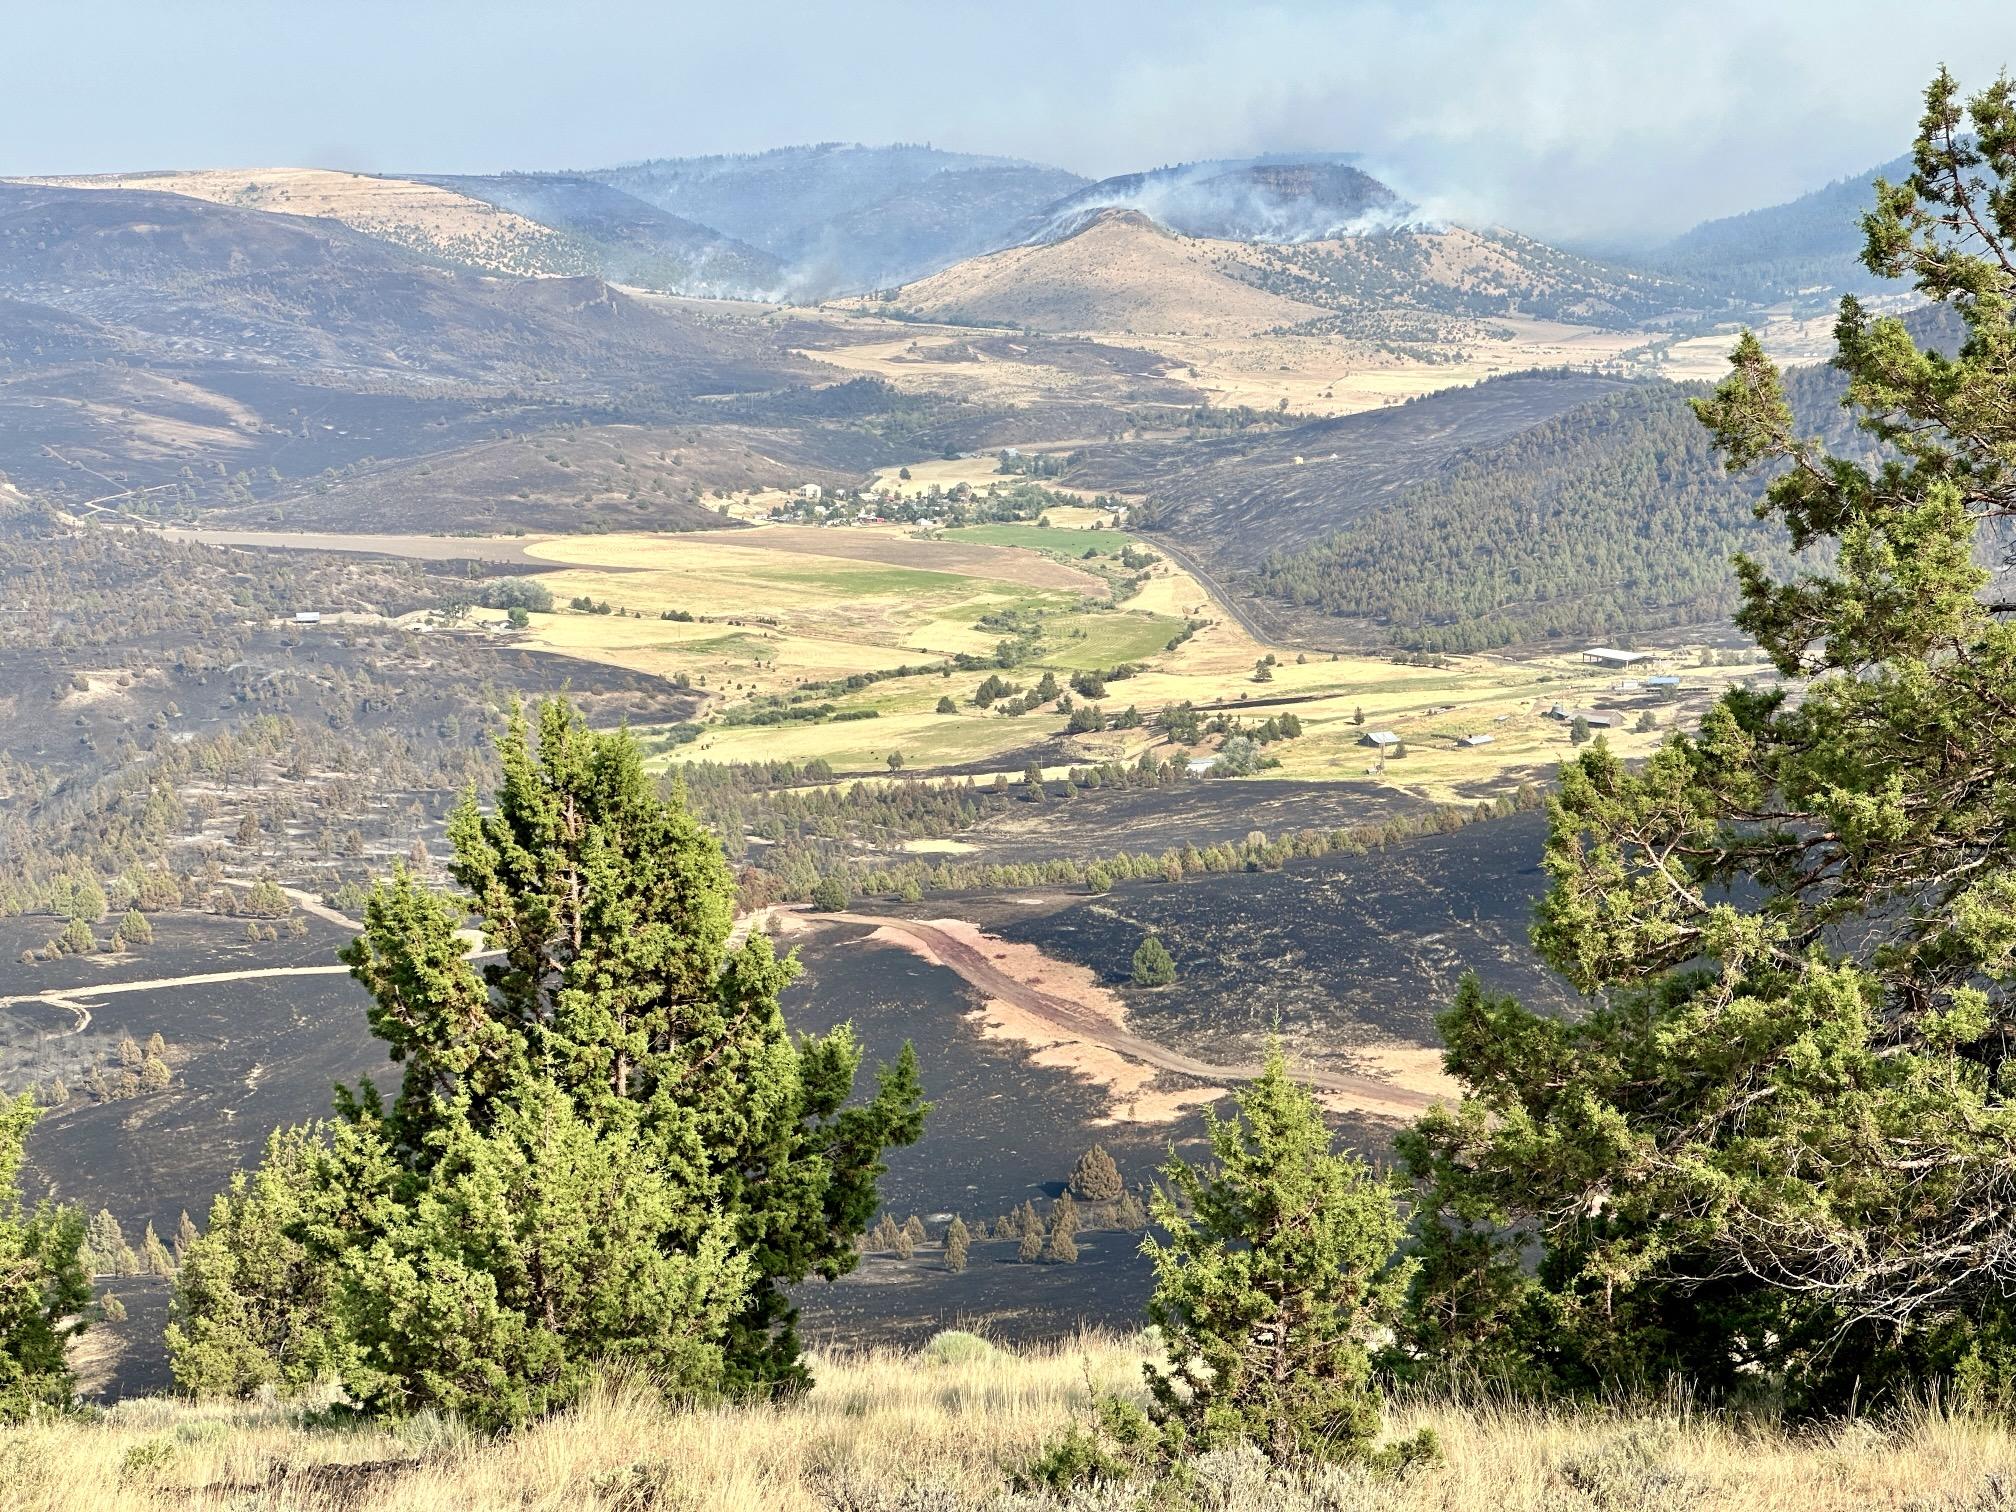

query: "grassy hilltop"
left=12, top=1335, right=2014, bottom=1510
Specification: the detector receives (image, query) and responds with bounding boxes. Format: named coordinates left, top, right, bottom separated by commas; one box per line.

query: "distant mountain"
left=0, top=181, right=813, bottom=508
left=871, top=203, right=1711, bottom=339
left=421, top=173, right=787, bottom=297
left=1022, top=157, right=1415, bottom=244
left=1643, top=154, right=1911, bottom=303
left=590, top=144, right=1087, bottom=296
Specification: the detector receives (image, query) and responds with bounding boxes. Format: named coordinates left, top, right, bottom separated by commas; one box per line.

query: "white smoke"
left=1026, top=158, right=1441, bottom=246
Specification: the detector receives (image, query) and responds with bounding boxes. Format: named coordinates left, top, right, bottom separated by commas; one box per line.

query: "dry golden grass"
left=10, top=1336, right=2016, bottom=1510
left=25, top=168, right=579, bottom=276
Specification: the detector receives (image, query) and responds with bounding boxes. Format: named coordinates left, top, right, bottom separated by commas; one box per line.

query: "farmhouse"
left=799, top=483, right=823, bottom=501
left=1360, top=730, right=1401, bottom=749
left=1582, top=647, right=1652, bottom=669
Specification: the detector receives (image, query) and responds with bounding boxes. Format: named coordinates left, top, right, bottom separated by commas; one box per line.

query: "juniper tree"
left=944, top=1216, right=971, bottom=1273
left=179, top=702, right=925, bottom=1424
left=1402, top=70, right=2016, bottom=1410
left=1131, top=935, right=1176, bottom=988
left=1018, top=1216, right=1046, bottom=1263
left=1068, top=1144, right=1125, bottom=1202
left=167, top=1126, right=350, bottom=1399
left=1144, top=1047, right=1416, bottom=1464
left=0, top=1095, right=88, bottom=1422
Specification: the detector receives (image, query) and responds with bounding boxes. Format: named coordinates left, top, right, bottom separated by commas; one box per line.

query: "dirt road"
left=816, top=910, right=1436, bottom=1116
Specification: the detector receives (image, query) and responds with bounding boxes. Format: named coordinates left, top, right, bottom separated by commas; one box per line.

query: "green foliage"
left=1130, top=936, right=1176, bottom=989
left=1068, top=1144, right=1125, bottom=1202
left=1401, top=71, right=2016, bottom=1413
left=177, top=700, right=926, bottom=1427
left=942, top=1217, right=971, bottom=1275
left=0, top=1094, right=88, bottom=1422
left=808, top=877, right=850, bottom=912
left=166, top=1127, right=350, bottom=1399
left=1145, top=1047, right=1417, bottom=1464
left=922, top=1327, right=991, bottom=1364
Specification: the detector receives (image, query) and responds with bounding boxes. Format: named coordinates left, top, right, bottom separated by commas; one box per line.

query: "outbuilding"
left=1360, top=730, right=1401, bottom=749
left=1582, top=647, right=1652, bottom=669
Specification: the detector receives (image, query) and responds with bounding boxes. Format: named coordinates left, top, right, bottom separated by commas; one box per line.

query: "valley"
left=0, top=70, right=1970, bottom=1479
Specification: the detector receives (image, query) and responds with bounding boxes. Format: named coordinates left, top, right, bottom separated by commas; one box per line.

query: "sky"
left=7, top=0, right=2014, bottom=243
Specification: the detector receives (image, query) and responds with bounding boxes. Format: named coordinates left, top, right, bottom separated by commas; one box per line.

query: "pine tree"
left=1145, top=1046, right=1415, bottom=1463
left=893, top=1222, right=915, bottom=1261
left=1043, top=1224, right=1078, bottom=1264
left=902, top=1215, right=927, bottom=1246
left=1130, top=935, right=1176, bottom=988
left=1068, top=1144, right=1125, bottom=1202
left=944, top=1216, right=971, bottom=1274
left=173, top=1211, right=198, bottom=1264
left=141, top=1222, right=174, bottom=1277
left=1402, top=70, right=2016, bottom=1412
left=0, top=1094, right=88, bottom=1422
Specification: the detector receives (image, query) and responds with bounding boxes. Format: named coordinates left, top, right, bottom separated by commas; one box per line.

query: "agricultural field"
left=485, top=513, right=1771, bottom=800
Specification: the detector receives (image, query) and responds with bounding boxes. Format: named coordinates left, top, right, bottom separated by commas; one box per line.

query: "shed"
left=1360, top=730, right=1401, bottom=748
left=1458, top=733, right=1495, bottom=747
left=1582, top=647, right=1651, bottom=669
left=1644, top=675, right=1681, bottom=688
left=292, top=611, right=321, bottom=625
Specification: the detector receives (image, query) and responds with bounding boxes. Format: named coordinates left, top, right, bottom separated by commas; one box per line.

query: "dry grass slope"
left=25, top=168, right=590, bottom=278
left=8, top=1335, right=2015, bottom=1509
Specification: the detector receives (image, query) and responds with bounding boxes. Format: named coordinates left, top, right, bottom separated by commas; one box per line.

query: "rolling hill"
left=592, top=144, right=1088, bottom=296
left=868, top=207, right=1711, bottom=339
left=870, top=209, right=1333, bottom=335
left=0, top=181, right=816, bottom=511
left=20, top=167, right=591, bottom=278
left=1641, top=153, right=1912, bottom=303
left=419, top=173, right=787, bottom=297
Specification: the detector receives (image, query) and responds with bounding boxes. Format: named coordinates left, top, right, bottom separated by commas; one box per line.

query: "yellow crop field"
left=499, top=523, right=1766, bottom=802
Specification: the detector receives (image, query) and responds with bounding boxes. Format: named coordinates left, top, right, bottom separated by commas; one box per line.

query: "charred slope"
left=1068, top=370, right=1632, bottom=561
left=422, top=173, right=787, bottom=297
left=0, top=182, right=825, bottom=512
left=1023, top=157, right=1412, bottom=244
left=1248, top=360, right=1869, bottom=650
left=593, top=144, right=1086, bottom=295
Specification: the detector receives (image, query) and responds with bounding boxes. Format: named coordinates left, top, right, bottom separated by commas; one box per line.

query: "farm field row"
left=491, top=515, right=1770, bottom=803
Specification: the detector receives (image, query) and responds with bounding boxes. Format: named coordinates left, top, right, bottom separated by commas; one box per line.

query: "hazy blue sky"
left=8, top=0, right=2014, bottom=241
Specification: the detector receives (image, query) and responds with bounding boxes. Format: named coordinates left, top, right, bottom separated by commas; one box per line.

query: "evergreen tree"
left=1402, top=70, right=2016, bottom=1410
left=84, top=1210, right=136, bottom=1277
left=1043, top=1224, right=1078, bottom=1264
left=141, top=1223, right=174, bottom=1278
left=1068, top=1144, right=1125, bottom=1202
left=1018, top=1216, right=1046, bottom=1263
left=1145, top=1047, right=1415, bottom=1463
left=944, top=1216, right=971, bottom=1273
left=1130, top=935, right=1176, bottom=988
left=167, top=1127, right=350, bottom=1399
left=0, top=1095, right=88, bottom=1422
left=178, top=702, right=926, bottom=1425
